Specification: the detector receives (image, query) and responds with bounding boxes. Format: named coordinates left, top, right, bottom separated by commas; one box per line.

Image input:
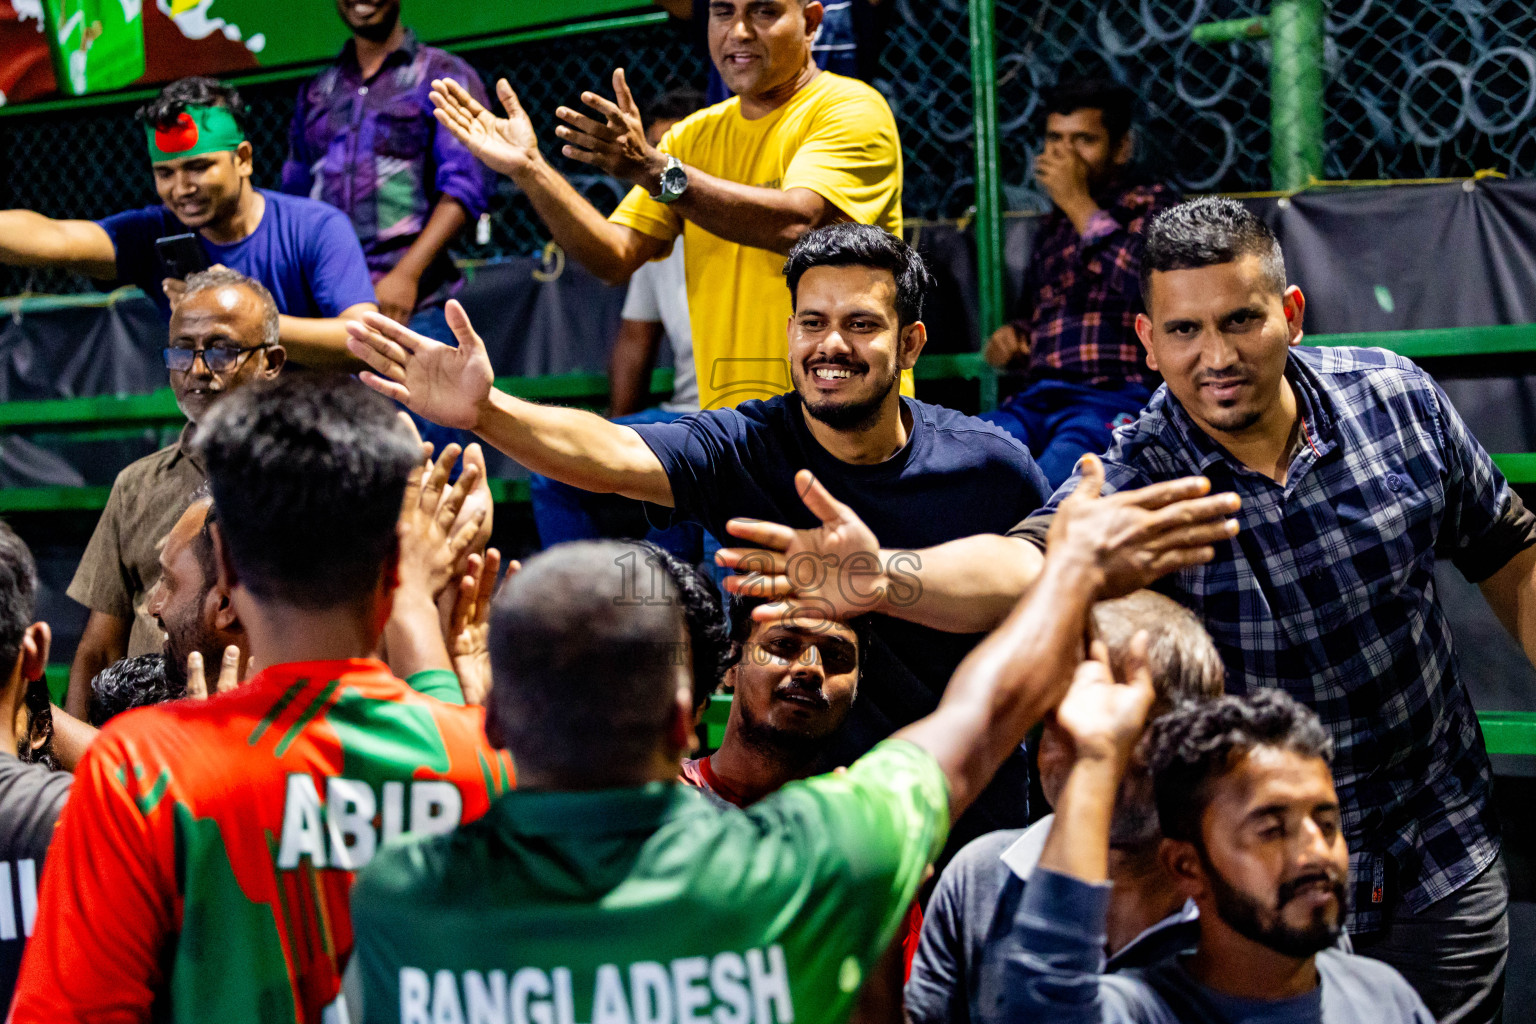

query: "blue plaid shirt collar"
left=1153, top=348, right=1341, bottom=484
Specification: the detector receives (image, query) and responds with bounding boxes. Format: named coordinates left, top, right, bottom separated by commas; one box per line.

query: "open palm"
left=431, top=77, right=540, bottom=178
left=346, top=301, right=495, bottom=431
left=719, top=470, right=888, bottom=622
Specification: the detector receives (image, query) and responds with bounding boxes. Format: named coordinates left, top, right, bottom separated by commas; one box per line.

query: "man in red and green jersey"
left=13, top=374, right=514, bottom=1024
left=348, top=458, right=1230, bottom=1024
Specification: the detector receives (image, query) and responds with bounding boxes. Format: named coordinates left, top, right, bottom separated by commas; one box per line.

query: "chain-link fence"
left=4, top=1, right=1536, bottom=296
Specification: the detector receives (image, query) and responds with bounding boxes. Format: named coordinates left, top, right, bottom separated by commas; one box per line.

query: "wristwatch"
left=650, top=155, right=689, bottom=204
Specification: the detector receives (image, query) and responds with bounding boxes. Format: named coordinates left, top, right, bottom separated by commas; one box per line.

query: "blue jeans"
left=405, top=306, right=472, bottom=460
left=981, top=378, right=1152, bottom=489
left=530, top=407, right=720, bottom=569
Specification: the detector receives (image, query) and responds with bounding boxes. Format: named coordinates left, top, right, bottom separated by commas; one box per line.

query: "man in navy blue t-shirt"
left=0, top=77, right=375, bottom=367
left=347, top=223, right=1228, bottom=844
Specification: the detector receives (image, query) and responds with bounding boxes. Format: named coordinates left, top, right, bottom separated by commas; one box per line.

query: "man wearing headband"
left=0, top=77, right=377, bottom=367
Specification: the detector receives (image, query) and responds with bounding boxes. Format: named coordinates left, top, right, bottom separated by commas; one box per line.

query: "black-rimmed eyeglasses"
left=162, top=344, right=270, bottom=374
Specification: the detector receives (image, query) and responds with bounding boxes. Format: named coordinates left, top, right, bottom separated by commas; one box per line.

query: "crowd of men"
left=0, top=0, right=1525, bottom=1022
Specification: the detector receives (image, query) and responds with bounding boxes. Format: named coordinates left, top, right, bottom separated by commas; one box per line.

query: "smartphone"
left=154, top=233, right=210, bottom=281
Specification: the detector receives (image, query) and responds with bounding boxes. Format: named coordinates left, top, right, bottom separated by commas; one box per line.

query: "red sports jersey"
left=12, top=658, right=513, bottom=1024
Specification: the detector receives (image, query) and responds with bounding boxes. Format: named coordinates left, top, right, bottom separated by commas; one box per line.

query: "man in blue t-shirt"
left=346, top=223, right=1228, bottom=847
left=0, top=77, right=376, bottom=368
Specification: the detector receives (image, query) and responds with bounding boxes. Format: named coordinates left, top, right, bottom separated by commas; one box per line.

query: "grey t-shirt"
left=907, top=816, right=1200, bottom=1024
left=0, top=755, right=71, bottom=1002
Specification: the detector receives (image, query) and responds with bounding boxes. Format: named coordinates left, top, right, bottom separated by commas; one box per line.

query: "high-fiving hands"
left=1045, top=455, right=1240, bottom=598
left=347, top=301, right=495, bottom=431
left=1054, top=635, right=1157, bottom=768
left=718, top=469, right=899, bottom=624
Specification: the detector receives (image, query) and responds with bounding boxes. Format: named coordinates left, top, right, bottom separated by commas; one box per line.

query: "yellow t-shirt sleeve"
left=608, top=124, right=685, bottom=248
left=781, top=84, right=902, bottom=230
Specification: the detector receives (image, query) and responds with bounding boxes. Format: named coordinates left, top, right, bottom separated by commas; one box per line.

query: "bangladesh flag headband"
left=145, top=105, right=246, bottom=163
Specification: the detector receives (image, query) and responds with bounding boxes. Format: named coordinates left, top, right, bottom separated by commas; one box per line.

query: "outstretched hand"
left=396, top=443, right=487, bottom=602
left=553, top=68, right=664, bottom=188
left=1046, top=454, right=1241, bottom=596
left=346, top=300, right=495, bottom=431
left=717, top=469, right=893, bottom=623
left=431, top=77, right=541, bottom=178
left=1054, top=634, right=1157, bottom=767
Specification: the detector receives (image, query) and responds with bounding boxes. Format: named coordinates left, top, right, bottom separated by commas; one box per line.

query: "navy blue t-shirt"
left=96, top=188, right=376, bottom=320
left=633, top=393, right=1051, bottom=835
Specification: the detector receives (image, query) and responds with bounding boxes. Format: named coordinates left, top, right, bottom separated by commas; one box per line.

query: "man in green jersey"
left=349, top=455, right=1238, bottom=1024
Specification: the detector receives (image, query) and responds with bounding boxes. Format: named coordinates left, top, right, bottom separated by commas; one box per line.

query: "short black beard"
left=351, top=5, right=400, bottom=42
left=1199, top=846, right=1347, bottom=958
left=161, top=603, right=219, bottom=694
left=800, top=367, right=900, bottom=432
left=735, top=696, right=826, bottom=759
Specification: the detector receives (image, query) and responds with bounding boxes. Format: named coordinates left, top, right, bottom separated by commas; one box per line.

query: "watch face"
left=662, top=165, right=689, bottom=196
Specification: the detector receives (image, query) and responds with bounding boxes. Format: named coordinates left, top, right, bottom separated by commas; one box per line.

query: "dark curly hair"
left=725, top=596, right=871, bottom=683
left=1140, top=196, right=1287, bottom=301
left=783, top=223, right=934, bottom=329
left=1145, top=688, right=1332, bottom=846
left=634, top=542, right=732, bottom=712
left=134, top=76, right=249, bottom=136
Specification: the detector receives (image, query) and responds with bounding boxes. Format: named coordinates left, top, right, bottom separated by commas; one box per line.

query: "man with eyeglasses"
left=63, top=268, right=284, bottom=720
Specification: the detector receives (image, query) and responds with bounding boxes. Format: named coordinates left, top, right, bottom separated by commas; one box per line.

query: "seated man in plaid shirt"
left=734, top=197, right=1528, bottom=1024
left=983, top=77, right=1179, bottom=487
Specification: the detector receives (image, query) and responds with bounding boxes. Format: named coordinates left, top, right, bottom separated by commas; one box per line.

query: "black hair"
left=1044, top=76, right=1136, bottom=143
left=185, top=480, right=219, bottom=594
left=1140, top=196, right=1287, bottom=301
left=193, top=373, right=419, bottom=609
left=487, top=541, right=688, bottom=784
left=1145, top=688, right=1333, bottom=845
left=89, top=654, right=180, bottom=728
left=134, top=76, right=250, bottom=137
left=725, top=595, right=871, bottom=679
left=783, top=223, right=934, bottom=329
left=0, top=521, right=37, bottom=674
left=634, top=541, right=731, bottom=712
left=647, top=88, right=706, bottom=127
left=18, top=675, right=57, bottom=771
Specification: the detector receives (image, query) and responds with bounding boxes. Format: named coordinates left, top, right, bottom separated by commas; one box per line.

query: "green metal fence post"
left=1268, top=0, right=1325, bottom=191
left=1191, top=0, right=1325, bottom=191
left=968, top=0, right=1004, bottom=337
left=967, top=0, right=1004, bottom=409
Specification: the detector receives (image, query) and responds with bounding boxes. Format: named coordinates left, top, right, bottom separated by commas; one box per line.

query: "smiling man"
left=429, top=0, right=904, bottom=409
left=683, top=596, right=864, bottom=806
left=1001, top=197, right=1528, bottom=1023
left=64, top=268, right=283, bottom=720
left=0, top=77, right=376, bottom=366
left=347, top=224, right=1063, bottom=845
left=980, top=688, right=1432, bottom=1024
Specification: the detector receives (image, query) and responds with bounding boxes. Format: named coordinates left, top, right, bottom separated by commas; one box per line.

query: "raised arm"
left=719, top=473, right=1240, bottom=635
left=892, top=461, right=1117, bottom=822
left=275, top=303, right=377, bottom=367
left=552, top=68, right=841, bottom=255
left=430, top=77, right=663, bottom=283
left=0, top=211, right=118, bottom=278
left=971, top=645, right=1158, bottom=1024
left=346, top=302, right=673, bottom=505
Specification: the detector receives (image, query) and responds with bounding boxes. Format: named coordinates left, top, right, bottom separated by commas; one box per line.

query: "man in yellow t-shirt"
left=430, top=0, right=905, bottom=410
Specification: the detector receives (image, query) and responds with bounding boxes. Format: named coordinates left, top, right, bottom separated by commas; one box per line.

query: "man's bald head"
left=166, top=268, right=284, bottom=423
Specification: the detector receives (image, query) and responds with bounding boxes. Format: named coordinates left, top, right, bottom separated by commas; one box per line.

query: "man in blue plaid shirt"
left=726, top=198, right=1529, bottom=1024
left=1004, top=198, right=1529, bottom=1024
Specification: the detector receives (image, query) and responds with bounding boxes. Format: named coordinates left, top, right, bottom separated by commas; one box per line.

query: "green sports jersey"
left=350, top=739, right=949, bottom=1024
